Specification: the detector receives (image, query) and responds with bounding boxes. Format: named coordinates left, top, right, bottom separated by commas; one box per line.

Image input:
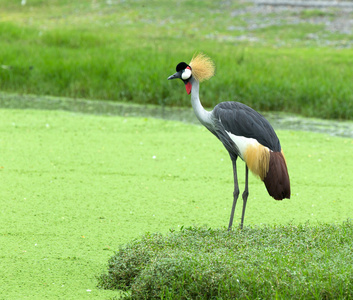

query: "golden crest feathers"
left=189, top=53, right=215, bottom=82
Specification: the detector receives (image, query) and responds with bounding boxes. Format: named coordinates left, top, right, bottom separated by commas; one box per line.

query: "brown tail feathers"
left=263, top=150, right=291, bottom=200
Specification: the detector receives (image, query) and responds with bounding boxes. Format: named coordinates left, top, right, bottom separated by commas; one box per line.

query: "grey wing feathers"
left=212, top=102, right=281, bottom=152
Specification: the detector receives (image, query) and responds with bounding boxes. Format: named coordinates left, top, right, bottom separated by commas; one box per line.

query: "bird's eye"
left=181, top=68, right=192, bottom=80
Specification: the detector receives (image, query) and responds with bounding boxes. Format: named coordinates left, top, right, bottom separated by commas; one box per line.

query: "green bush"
left=98, top=223, right=353, bottom=299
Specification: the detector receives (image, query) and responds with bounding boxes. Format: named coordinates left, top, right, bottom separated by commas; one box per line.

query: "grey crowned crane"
left=168, top=53, right=290, bottom=230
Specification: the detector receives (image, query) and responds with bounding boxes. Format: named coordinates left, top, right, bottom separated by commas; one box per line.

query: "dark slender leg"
left=240, top=165, right=249, bottom=229
left=228, top=159, right=239, bottom=231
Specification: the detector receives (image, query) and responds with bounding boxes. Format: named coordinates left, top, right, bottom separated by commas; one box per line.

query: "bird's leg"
left=228, top=159, right=239, bottom=231
left=240, top=165, right=249, bottom=229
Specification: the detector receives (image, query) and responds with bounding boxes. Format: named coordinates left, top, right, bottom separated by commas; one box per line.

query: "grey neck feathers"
left=190, top=78, right=212, bottom=126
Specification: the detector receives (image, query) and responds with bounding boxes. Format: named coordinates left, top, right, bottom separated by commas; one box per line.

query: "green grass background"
left=0, top=108, right=352, bottom=298
left=0, top=0, right=353, bottom=119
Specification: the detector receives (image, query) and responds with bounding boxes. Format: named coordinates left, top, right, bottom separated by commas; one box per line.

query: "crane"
left=168, top=53, right=290, bottom=230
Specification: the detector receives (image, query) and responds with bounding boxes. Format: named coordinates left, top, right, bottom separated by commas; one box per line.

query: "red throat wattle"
left=185, top=82, right=192, bottom=95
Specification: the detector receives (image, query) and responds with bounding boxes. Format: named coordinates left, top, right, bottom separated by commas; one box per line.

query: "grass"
left=0, top=0, right=353, bottom=119
left=98, top=224, right=353, bottom=299
left=299, top=9, right=336, bottom=19
left=0, top=107, right=352, bottom=298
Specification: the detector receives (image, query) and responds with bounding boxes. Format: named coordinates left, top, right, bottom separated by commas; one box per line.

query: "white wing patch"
left=225, top=131, right=259, bottom=160
left=225, top=130, right=271, bottom=180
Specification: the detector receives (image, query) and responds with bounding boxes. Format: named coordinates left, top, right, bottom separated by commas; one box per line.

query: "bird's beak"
left=167, top=72, right=180, bottom=80
left=168, top=71, right=192, bottom=95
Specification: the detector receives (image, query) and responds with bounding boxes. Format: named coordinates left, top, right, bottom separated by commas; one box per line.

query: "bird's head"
left=168, top=53, right=215, bottom=95
left=167, top=62, right=193, bottom=94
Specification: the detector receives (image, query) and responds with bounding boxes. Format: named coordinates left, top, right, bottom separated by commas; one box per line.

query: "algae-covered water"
left=0, top=96, right=352, bottom=298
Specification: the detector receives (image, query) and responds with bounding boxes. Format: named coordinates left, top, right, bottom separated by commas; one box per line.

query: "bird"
left=168, top=53, right=290, bottom=230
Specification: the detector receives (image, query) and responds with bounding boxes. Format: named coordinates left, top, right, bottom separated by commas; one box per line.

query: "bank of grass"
left=99, top=223, right=353, bottom=299
left=1, top=107, right=353, bottom=298
left=0, top=0, right=353, bottom=119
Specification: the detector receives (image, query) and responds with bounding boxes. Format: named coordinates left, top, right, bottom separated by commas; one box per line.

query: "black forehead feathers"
left=176, top=62, right=190, bottom=72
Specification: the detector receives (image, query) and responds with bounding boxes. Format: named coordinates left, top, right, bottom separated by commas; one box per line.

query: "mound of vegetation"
left=98, top=222, right=353, bottom=299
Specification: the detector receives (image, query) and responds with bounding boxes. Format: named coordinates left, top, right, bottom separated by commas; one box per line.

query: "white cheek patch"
left=181, top=68, right=192, bottom=80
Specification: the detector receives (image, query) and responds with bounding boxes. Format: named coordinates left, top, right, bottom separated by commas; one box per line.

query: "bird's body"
left=168, top=53, right=290, bottom=229
left=210, top=101, right=290, bottom=200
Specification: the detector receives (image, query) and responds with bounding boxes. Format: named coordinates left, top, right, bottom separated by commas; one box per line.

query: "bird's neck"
left=190, top=79, right=212, bottom=126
